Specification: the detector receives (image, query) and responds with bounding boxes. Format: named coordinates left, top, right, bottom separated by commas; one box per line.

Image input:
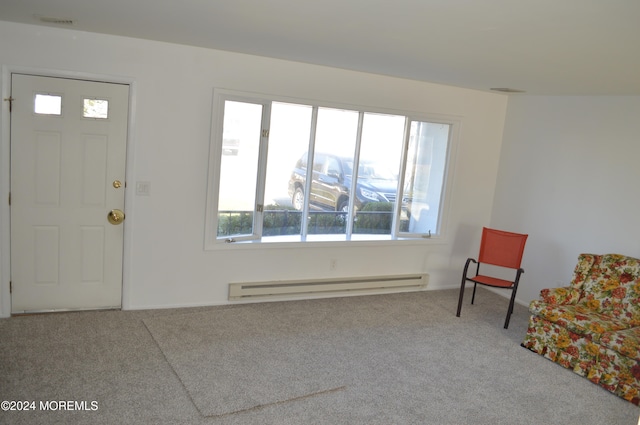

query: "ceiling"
left=1, top=0, right=639, bottom=95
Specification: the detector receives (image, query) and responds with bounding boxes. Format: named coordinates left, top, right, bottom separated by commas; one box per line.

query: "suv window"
left=312, top=154, right=325, bottom=172
left=325, top=157, right=341, bottom=177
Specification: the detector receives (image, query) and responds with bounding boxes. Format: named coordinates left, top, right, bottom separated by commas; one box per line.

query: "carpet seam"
left=141, top=318, right=207, bottom=417
left=203, top=385, right=348, bottom=419
left=143, top=312, right=347, bottom=418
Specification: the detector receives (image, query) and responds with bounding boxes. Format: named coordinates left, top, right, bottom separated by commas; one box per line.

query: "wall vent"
left=229, top=274, right=428, bottom=301
left=39, top=17, right=74, bottom=25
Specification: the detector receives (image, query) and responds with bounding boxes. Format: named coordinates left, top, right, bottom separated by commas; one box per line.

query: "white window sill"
left=206, top=234, right=444, bottom=250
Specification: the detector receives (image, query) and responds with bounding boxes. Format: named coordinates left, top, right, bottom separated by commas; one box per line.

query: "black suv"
left=288, top=153, right=398, bottom=211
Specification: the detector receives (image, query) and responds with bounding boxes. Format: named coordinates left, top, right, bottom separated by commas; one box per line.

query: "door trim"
left=0, top=65, right=138, bottom=317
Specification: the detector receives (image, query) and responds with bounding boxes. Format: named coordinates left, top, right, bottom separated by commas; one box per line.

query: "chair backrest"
left=477, top=227, right=528, bottom=269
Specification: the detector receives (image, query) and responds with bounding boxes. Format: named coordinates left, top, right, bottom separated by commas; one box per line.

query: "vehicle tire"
left=292, top=187, right=305, bottom=211
left=338, top=198, right=349, bottom=212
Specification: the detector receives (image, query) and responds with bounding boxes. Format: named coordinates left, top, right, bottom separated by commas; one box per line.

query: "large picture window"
left=206, top=90, right=456, bottom=245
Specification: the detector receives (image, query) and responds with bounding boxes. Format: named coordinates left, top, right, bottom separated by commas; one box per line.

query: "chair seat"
left=469, top=275, right=515, bottom=288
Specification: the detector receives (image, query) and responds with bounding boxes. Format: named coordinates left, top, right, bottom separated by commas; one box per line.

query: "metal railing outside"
left=218, top=209, right=399, bottom=237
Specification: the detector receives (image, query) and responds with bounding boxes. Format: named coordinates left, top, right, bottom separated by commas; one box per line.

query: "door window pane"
left=401, top=121, right=450, bottom=235
left=217, top=101, right=263, bottom=238
left=83, top=98, right=109, bottom=119
left=34, top=94, right=62, bottom=115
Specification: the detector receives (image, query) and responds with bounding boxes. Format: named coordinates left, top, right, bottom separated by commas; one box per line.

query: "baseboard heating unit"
left=229, top=274, right=429, bottom=301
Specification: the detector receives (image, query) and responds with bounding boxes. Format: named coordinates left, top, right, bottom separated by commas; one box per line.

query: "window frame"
left=204, top=88, right=459, bottom=249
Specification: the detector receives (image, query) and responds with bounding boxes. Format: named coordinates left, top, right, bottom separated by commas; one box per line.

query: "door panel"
left=10, top=74, right=129, bottom=313
left=81, top=135, right=108, bottom=206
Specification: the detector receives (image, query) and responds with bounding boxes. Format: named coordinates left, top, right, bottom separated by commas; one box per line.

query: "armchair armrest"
left=540, top=286, right=581, bottom=305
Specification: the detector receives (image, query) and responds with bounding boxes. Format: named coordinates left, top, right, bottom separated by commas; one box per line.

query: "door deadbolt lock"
left=107, top=209, right=125, bottom=225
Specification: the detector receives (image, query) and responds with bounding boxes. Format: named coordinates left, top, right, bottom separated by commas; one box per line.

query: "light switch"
left=136, top=181, right=151, bottom=196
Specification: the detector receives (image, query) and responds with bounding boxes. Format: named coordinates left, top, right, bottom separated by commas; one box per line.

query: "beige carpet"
left=3, top=289, right=639, bottom=424
left=142, top=293, right=449, bottom=417
left=143, top=304, right=353, bottom=417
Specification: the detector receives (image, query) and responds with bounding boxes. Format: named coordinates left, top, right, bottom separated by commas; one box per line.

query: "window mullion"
left=393, top=117, right=411, bottom=237
left=301, top=106, right=319, bottom=240
left=346, top=112, right=364, bottom=238
left=253, top=101, right=272, bottom=238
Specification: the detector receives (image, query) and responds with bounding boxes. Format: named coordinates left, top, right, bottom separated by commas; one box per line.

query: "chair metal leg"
left=457, top=258, right=477, bottom=318
left=504, top=287, right=519, bottom=329
left=504, top=298, right=515, bottom=329
left=456, top=279, right=466, bottom=317
left=471, top=283, right=478, bottom=304
left=504, top=270, right=524, bottom=329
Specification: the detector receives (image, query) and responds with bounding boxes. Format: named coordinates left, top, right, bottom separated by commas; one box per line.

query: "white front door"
left=10, top=74, right=129, bottom=313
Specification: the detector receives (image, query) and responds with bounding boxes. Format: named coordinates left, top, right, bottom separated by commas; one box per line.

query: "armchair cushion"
left=529, top=300, right=633, bottom=343
left=539, top=286, right=582, bottom=305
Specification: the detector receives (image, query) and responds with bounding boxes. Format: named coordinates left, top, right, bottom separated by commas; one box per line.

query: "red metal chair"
left=456, top=227, right=528, bottom=329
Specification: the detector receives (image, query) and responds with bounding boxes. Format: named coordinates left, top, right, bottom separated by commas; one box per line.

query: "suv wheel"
left=292, top=187, right=305, bottom=211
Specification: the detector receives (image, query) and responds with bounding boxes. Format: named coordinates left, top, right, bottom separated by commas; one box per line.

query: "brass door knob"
left=113, top=180, right=122, bottom=189
left=107, top=209, right=125, bottom=225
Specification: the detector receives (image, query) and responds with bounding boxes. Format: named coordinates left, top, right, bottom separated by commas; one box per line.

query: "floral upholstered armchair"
left=523, top=253, right=640, bottom=405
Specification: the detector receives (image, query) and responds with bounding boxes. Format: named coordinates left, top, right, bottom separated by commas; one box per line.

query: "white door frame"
left=0, top=65, right=138, bottom=317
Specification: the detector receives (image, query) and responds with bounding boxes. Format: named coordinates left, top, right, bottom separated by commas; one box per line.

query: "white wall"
left=492, top=95, right=640, bottom=305
left=0, top=21, right=509, bottom=315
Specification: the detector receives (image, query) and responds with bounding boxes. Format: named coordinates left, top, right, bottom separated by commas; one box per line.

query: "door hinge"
left=4, top=96, right=14, bottom=112
left=262, top=129, right=270, bottom=138
left=256, top=204, right=264, bottom=212
left=9, top=281, right=12, bottom=294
